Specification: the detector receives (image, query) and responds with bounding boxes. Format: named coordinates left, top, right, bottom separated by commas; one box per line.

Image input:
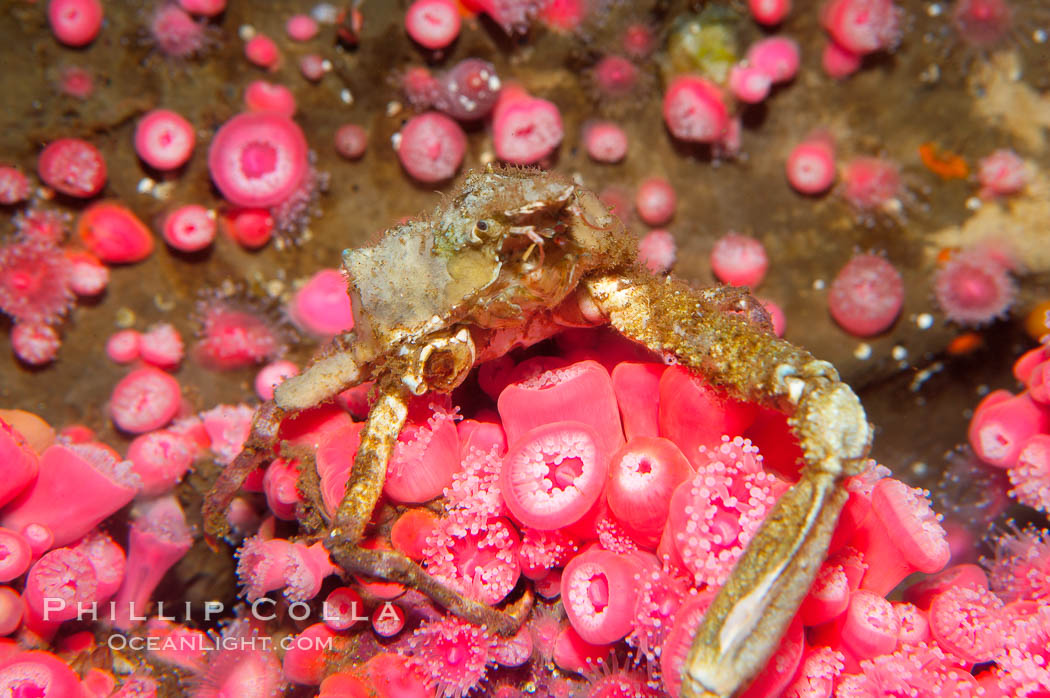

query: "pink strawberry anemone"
left=0, top=239, right=75, bottom=326
left=405, top=616, right=497, bottom=698
left=562, top=548, right=643, bottom=645
left=384, top=396, right=461, bottom=503
left=193, top=291, right=291, bottom=371
left=423, top=515, right=522, bottom=606
left=500, top=421, right=608, bottom=530
left=208, top=112, right=309, bottom=209
left=667, top=436, right=783, bottom=587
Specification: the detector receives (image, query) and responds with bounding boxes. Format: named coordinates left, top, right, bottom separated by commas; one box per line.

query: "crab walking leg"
left=331, top=385, right=409, bottom=544
left=684, top=473, right=847, bottom=697
left=274, top=351, right=363, bottom=411
left=325, top=383, right=531, bottom=635
left=586, top=273, right=872, bottom=698
left=586, top=274, right=823, bottom=406
left=202, top=351, right=363, bottom=545
left=203, top=401, right=286, bottom=544
left=328, top=544, right=533, bottom=636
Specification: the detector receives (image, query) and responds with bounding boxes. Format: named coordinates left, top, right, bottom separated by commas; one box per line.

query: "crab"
left=202, top=167, right=872, bottom=697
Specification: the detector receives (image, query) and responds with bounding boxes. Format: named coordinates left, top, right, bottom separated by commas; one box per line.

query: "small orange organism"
left=1025, top=301, right=1050, bottom=341
left=947, top=331, right=984, bottom=356
left=919, top=143, right=969, bottom=180
left=936, top=246, right=959, bottom=265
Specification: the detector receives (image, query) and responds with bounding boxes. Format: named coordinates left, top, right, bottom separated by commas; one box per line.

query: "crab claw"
left=584, top=271, right=872, bottom=698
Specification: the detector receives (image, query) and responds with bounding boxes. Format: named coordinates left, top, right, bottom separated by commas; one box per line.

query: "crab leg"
left=276, top=351, right=364, bottom=410
left=331, top=383, right=408, bottom=543
left=202, top=349, right=364, bottom=545
left=203, top=401, right=286, bottom=545
left=326, top=544, right=533, bottom=636
left=585, top=273, right=872, bottom=698
left=324, top=379, right=530, bottom=635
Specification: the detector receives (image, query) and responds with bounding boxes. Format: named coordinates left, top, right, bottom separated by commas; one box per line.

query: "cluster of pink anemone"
left=5, top=321, right=1050, bottom=696
left=969, top=340, right=1050, bottom=516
